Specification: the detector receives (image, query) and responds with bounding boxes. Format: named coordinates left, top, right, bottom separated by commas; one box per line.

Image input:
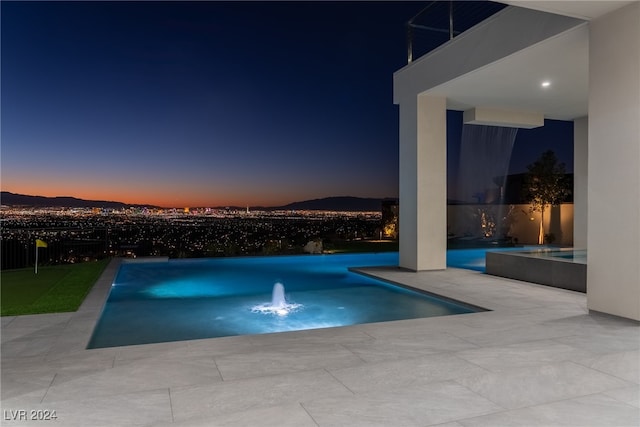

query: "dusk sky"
left=2, top=1, right=573, bottom=208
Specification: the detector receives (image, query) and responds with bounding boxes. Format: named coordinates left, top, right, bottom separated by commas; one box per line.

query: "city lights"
left=1, top=206, right=391, bottom=270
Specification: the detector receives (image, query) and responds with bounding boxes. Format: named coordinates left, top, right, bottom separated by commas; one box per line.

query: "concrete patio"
left=1, top=258, right=639, bottom=426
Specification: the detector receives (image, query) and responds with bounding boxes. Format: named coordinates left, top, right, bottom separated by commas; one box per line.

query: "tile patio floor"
left=1, top=258, right=639, bottom=426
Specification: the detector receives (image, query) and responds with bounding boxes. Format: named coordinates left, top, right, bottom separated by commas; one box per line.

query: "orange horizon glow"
left=2, top=169, right=391, bottom=209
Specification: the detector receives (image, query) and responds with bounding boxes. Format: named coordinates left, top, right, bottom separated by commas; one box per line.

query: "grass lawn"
left=1, top=259, right=110, bottom=316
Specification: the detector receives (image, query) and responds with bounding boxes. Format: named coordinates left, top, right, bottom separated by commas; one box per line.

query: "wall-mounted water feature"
left=452, top=124, right=518, bottom=243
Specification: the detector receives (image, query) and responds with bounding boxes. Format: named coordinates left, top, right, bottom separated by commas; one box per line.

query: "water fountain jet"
left=251, top=282, right=302, bottom=316
left=271, top=282, right=286, bottom=308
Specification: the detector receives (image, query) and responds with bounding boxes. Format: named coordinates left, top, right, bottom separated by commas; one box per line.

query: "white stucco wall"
left=573, top=117, right=588, bottom=249
left=398, top=97, right=419, bottom=269
left=587, top=2, right=640, bottom=320
left=447, top=203, right=574, bottom=246
left=398, top=95, right=447, bottom=271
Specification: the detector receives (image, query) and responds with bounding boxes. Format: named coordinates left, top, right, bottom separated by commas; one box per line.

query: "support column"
left=573, top=117, right=588, bottom=249
left=587, top=2, right=640, bottom=321
left=399, top=94, right=447, bottom=271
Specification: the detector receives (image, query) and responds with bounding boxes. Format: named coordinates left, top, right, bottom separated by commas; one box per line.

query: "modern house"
left=394, top=1, right=639, bottom=321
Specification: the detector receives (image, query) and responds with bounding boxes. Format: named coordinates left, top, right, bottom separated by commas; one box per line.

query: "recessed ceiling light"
left=541, top=81, right=551, bottom=88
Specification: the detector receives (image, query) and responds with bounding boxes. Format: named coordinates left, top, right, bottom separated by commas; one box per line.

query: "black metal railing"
left=1, top=228, right=111, bottom=270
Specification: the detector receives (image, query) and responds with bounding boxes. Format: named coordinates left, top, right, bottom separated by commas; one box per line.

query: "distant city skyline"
left=1, top=2, right=573, bottom=208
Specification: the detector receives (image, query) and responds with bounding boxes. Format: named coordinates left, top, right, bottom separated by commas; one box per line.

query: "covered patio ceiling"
left=425, top=22, right=588, bottom=121
left=423, top=1, right=634, bottom=122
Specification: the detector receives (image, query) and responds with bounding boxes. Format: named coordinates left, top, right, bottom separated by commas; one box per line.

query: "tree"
left=524, top=150, right=572, bottom=244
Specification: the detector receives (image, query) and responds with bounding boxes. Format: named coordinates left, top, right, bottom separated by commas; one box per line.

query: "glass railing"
left=407, top=1, right=507, bottom=63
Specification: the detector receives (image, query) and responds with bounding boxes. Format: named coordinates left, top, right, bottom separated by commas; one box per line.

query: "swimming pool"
left=88, top=252, right=483, bottom=348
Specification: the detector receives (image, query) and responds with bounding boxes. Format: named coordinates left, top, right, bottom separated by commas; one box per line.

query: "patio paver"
left=1, top=258, right=638, bottom=426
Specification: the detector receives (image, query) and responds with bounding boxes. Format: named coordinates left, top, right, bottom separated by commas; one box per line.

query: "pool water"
left=88, top=252, right=483, bottom=348
left=446, top=246, right=545, bottom=271
left=525, top=248, right=587, bottom=264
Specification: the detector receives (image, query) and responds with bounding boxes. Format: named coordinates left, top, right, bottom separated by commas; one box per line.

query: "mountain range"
left=0, top=192, right=394, bottom=212
left=0, top=192, right=150, bottom=209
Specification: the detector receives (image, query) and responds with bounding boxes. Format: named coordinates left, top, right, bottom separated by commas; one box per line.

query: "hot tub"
left=486, top=248, right=586, bottom=292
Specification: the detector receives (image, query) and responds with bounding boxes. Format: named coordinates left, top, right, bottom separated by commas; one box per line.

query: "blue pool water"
left=88, top=252, right=485, bottom=348
left=447, top=246, right=546, bottom=271
left=523, top=248, right=587, bottom=264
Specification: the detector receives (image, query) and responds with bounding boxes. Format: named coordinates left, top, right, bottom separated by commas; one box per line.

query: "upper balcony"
left=395, top=3, right=592, bottom=125
left=397, top=1, right=635, bottom=125
left=406, top=1, right=507, bottom=64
